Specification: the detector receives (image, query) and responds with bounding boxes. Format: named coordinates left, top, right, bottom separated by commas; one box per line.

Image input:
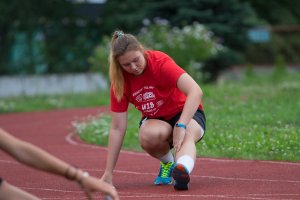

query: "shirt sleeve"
left=110, top=85, right=129, bottom=112
left=160, top=56, right=185, bottom=87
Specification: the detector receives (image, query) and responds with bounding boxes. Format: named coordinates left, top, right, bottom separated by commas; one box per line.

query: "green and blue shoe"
left=154, top=161, right=174, bottom=185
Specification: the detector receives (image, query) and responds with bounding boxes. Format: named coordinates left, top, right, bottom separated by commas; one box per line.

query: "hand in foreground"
left=76, top=170, right=119, bottom=200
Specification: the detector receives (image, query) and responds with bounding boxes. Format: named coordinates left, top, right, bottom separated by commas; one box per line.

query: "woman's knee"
left=186, top=119, right=204, bottom=142
left=138, top=128, right=160, bottom=148
left=139, top=122, right=171, bottom=149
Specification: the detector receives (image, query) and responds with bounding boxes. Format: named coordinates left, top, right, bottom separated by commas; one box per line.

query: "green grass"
left=74, top=73, right=300, bottom=162
left=0, top=91, right=110, bottom=113
left=201, top=75, right=300, bottom=161
left=1, top=73, right=299, bottom=162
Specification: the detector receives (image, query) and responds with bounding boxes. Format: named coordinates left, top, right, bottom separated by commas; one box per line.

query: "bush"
left=89, top=20, right=224, bottom=83
left=88, top=36, right=110, bottom=75
left=140, top=20, right=224, bottom=82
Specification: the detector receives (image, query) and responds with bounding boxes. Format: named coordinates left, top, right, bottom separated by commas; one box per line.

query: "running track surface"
left=0, top=107, right=299, bottom=200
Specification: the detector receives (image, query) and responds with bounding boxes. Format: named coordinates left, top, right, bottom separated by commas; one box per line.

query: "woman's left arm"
left=173, top=73, right=203, bottom=152
left=177, top=73, right=203, bottom=125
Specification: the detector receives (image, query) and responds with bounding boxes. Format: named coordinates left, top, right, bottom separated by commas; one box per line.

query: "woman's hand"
left=100, top=170, right=113, bottom=185
left=79, top=170, right=119, bottom=200
left=173, top=127, right=186, bottom=153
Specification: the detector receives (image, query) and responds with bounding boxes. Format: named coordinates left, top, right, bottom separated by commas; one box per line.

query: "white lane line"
left=248, top=193, right=300, bottom=197
left=65, top=132, right=300, bottom=166
left=118, top=194, right=297, bottom=200
left=2, top=154, right=299, bottom=185
left=65, top=132, right=149, bottom=156
left=65, top=133, right=300, bottom=183
left=22, top=187, right=82, bottom=193
left=114, top=170, right=300, bottom=184
left=21, top=187, right=300, bottom=200
left=81, top=168, right=300, bottom=184
left=0, top=159, right=19, bottom=165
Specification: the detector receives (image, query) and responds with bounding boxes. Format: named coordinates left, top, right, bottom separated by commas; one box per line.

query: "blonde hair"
left=109, top=30, right=144, bottom=101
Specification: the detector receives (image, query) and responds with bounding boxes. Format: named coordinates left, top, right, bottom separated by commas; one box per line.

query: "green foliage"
left=272, top=55, right=287, bottom=80
left=0, top=0, right=74, bottom=29
left=89, top=22, right=223, bottom=83
left=100, top=0, right=146, bottom=34
left=241, top=1, right=300, bottom=65
left=1, top=0, right=298, bottom=77
left=88, top=36, right=111, bottom=74
left=72, top=114, right=111, bottom=146
left=88, top=0, right=262, bottom=80
left=242, top=0, right=300, bottom=25
left=44, top=23, right=102, bottom=74
left=73, top=107, right=142, bottom=150
left=203, top=49, right=243, bottom=82
left=245, top=63, right=254, bottom=80
left=0, top=0, right=76, bottom=74
left=202, top=73, right=300, bottom=161
left=245, top=32, right=300, bottom=65
left=143, top=0, right=260, bottom=51
left=100, top=0, right=300, bottom=67
left=0, top=0, right=104, bottom=75
left=139, top=21, right=223, bottom=82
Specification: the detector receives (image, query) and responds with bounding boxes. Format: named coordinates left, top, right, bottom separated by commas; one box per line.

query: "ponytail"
left=109, top=30, right=144, bottom=101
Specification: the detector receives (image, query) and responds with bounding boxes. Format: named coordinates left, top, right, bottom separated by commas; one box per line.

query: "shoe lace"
left=159, top=162, right=174, bottom=178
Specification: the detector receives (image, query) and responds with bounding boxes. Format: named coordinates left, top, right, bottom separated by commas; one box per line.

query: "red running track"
left=0, top=107, right=299, bottom=200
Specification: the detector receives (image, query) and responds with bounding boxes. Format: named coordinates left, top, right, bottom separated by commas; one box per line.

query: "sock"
left=177, top=155, right=194, bottom=174
left=159, top=151, right=174, bottom=163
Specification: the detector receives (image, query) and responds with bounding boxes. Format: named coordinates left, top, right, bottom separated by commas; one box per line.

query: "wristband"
left=175, top=123, right=187, bottom=129
left=79, top=171, right=90, bottom=184
left=82, top=171, right=89, bottom=178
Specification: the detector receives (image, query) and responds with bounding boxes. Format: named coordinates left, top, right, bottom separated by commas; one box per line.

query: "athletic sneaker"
left=154, top=161, right=174, bottom=185
left=172, top=163, right=190, bottom=190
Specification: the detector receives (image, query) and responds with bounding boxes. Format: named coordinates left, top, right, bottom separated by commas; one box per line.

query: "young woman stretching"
left=101, top=30, right=206, bottom=190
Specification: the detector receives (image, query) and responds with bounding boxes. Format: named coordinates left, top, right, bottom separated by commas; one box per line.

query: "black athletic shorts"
left=139, top=109, right=206, bottom=142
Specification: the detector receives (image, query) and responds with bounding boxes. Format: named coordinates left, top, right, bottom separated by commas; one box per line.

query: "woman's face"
left=117, top=50, right=146, bottom=76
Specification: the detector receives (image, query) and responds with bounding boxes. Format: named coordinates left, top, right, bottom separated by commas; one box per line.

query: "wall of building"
left=0, top=73, right=108, bottom=98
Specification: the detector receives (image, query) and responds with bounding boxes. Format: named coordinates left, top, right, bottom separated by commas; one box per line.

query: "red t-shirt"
left=110, top=50, right=203, bottom=120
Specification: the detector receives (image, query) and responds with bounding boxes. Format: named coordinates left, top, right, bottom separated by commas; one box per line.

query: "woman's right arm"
left=101, top=111, right=128, bottom=185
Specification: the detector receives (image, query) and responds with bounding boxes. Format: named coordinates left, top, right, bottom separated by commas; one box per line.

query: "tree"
left=143, top=0, right=259, bottom=51
left=240, top=0, right=300, bottom=65
left=0, top=0, right=75, bottom=74
left=100, top=0, right=146, bottom=34
left=242, top=0, right=300, bottom=25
